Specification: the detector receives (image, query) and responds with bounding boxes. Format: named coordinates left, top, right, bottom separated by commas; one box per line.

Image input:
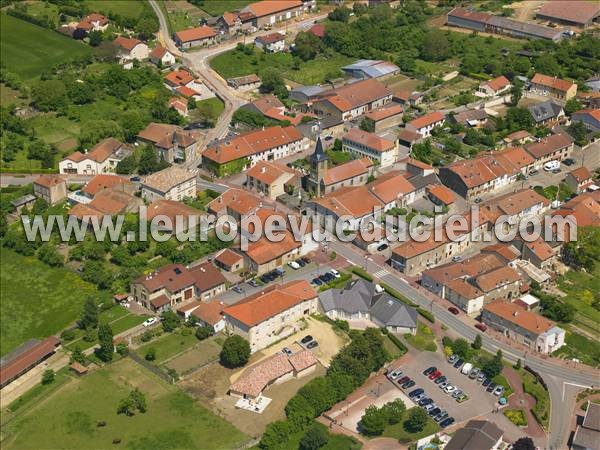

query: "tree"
left=510, top=78, right=523, bottom=106
left=421, top=30, right=449, bottom=62
left=505, top=107, right=534, bottom=132
left=404, top=407, right=428, bottom=433
left=361, top=405, right=388, bottom=436
left=135, top=11, right=159, bottom=40
left=567, top=120, right=589, bottom=146
left=359, top=117, right=375, bottom=132
left=70, top=345, right=86, bottom=365
left=81, top=260, right=113, bottom=289
left=116, top=155, right=137, bottom=174
left=41, top=369, right=55, bottom=385
left=220, top=335, right=251, bottom=368
left=117, top=396, right=135, bottom=416
left=481, top=352, right=503, bottom=378
left=88, top=30, right=103, bottom=46
left=96, top=323, right=114, bottom=362
left=138, top=144, right=168, bottom=175
left=328, top=6, right=351, bottom=22
left=472, top=334, right=482, bottom=350
left=535, top=54, right=560, bottom=76
left=37, top=244, right=64, bottom=267
left=161, top=310, right=181, bottom=332
left=195, top=325, right=214, bottom=340
left=294, top=31, right=323, bottom=61
left=564, top=98, right=583, bottom=116
left=299, top=423, right=329, bottom=450
left=451, top=338, right=470, bottom=359
left=145, top=348, right=156, bottom=361
left=514, top=358, right=522, bottom=370
left=129, top=388, right=147, bottom=413
left=78, top=297, right=99, bottom=330
left=31, top=80, right=67, bottom=111
left=260, top=67, right=288, bottom=99
left=382, top=399, right=405, bottom=424
left=116, top=342, right=129, bottom=356
left=513, top=437, right=536, bottom=450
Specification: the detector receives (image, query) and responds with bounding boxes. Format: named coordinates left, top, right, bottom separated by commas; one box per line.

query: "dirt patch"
left=166, top=339, right=221, bottom=375
left=56, top=138, right=78, bottom=152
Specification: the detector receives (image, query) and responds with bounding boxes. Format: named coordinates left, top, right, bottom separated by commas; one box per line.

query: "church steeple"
left=310, top=135, right=328, bottom=163
left=308, top=129, right=329, bottom=197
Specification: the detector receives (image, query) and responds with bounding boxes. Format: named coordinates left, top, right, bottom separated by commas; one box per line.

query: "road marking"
left=373, top=269, right=389, bottom=278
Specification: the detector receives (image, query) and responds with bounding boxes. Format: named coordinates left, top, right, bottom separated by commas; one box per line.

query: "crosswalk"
left=190, top=168, right=201, bottom=175
left=373, top=269, right=389, bottom=279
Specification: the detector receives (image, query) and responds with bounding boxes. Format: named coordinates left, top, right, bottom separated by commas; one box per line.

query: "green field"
left=0, top=13, right=92, bottom=80
left=2, top=358, right=247, bottom=449
left=556, top=266, right=600, bottom=335
left=83, top=0, right=148, bottom=19
left=192, top=97, right=226, bottom=123
left=0, top=247, right=109, bottom=356
left=210, top=47, right=353, bottom=85
left=136, top=330, right=200, bottom=365
left=198, top=0, right=253, bottom=16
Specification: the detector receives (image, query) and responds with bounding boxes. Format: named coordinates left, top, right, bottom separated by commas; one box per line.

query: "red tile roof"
left=524, top=133, right=573, bottom=159
left=223, top=280, right=316, bottom=327
left=114, top=36, right=143, bottom=52
left=246, top=160, right=296, bottom=185
left=427, top=184, right=455, bottom=205
left=246, top=0, right=303, bottom=18
left=175, top=26, right=216, bottom=43
left=309, top=23, right=326, bottom=38
left=321, top=158, right=373, bottom=186
left=150, top=45, right=169, bottom=59
left=408, top=111, right=445, bottom=130
left=191, top=301, right=226, bottom=326
left=537, top=1, right=600, bottom=25
left=64, top=137, right=123, bottom=164
left=189, top=262, right=227, bottom=292
left=207, top=188, right=262, bottom=216
left=256, top=32, right=285, bottom=45
left=164, top=69, right=194, bottom=87
left=34, top=174, right=65, bottom=188
left=569, top=166, right=592, bottom=183
left=0, top=337, right=60, bottom=386
left=313, top=185, right=383, bottom=218
left=365, top=103, right=403, bottom=121
left=484, top=299, right=555, bottom=335
left=481, top=75, right=510, bottom=92
left=317, top=78, right=392, bottom=112
left=344, top=128, right=396, bottom=152
left=572, top=109, right=600, bottom=122
left=135, top=264, right=196, bottom=293
left=369, top=173, right=415, bottom=204
left=215, top=248, right=243, bottom=267
left=531, top=73, right=575, bottom=93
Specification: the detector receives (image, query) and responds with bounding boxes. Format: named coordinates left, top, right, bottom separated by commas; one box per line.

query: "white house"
left=59, top=138, right=130, bottom=175
left=406, top=111, right=445, bottom=137
left=342, top=128, right=398, bottom=168
left=140, top=166, right=197, bottom=201
left=254, top=32, right=285, bottom=53
left=149, top=45, right=176, bottom=66
left=114, top=36, right=149, bottom=67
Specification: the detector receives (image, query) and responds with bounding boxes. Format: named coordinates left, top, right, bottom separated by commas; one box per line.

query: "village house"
left=174, top=26, right=217, bottom=49
left=177, top=300, right=227, bottom=333
left=341, top=60, right=400, bottom=80
left=168, top=97, right=188, bottom=117
left=308, top=23, right=326, bottom=39
left=75, top=13, right=109, bottom=34
left=240, top=95, right=314, bottom=126
left=149, top=45, right=176, bottom=67
left=450, top=109, right=488, bottom=128
left=236, top=0, right=304, bottom=29
left=524, top=132, right=574, bottom=169
left=421, top=252, right=523, bottom=315
left=10, top=195, right=36, bottom=214
left=33, top=175, right=67, bottom=205
left=246, top=160, right=299, bottom=199
left=536, top=1, right=600, bottom=28
left=572, top=402, right=600, bottom=450
left=571, top=109, right=600, bottom=133
left=481, top=188, right=550, bottom=232
left=446, top=420, right=504, bottom=450
left=207, top=188, right=263, bottom=223
left=477, top=75, right=511, bottom=97
left=146, top=199, right=204, bottom=233
left=368, top=171, right=417, bottom=211
left=397, top=129, right=424, bottom=150
left=393, top=90, right=424, bottom=107
left=529, top=73, right=577, bottom=101
left=222, top=280, right=318, bottom=353
left=214, top=248, right=244, bottom=272
left=565, top=166, right=594, bottom=194
left=202, top=126, right=305, bottom=176
left=439, top=146, right=535, bottom=200
left=59, top=137, right=131, bottom=175
left=254, top=32, right=286, bottom=53
left=311, top=78, right=393, bottom=123
left=527, top=99, right=565, bottom=126
left=227, top=74, right=261, bottom=91
left=405, top=111, right=445, bottom=137
left=426, top=184, right=455, bottom=208
left=218, top=11, right=242, bottom=35
left=131, top=262, right=226, bottom=313
left=342, top=128, right=398, bottom=168
left=503, top=130, right=534, bottom=145
left=389, top=210, right=491, bottom=276
left=140, top=166, right=196, bottom=202
left=137, top=122, right=201, bottom=163
left=163, top=69, right=205, bottom=100
left=114, top=36, right=149, bottom=66
left=319, top=278, right=418, bottom=333
left=551, top=192, right=600, bottom=245
left=229, top=350, right=318, bottom=402
left=518, top=237, right=559, bottom=271
left=482, top=299, right=565, bottom=354
left=363, top=103, right=404, bottom=132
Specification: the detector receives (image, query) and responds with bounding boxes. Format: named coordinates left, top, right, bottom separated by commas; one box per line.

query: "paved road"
left=0, top=174, right=94, bottom=187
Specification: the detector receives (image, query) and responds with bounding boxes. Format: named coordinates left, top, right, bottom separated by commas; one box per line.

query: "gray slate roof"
left=445, top=420, right=503, bottom=450
left=527, top=100, right=564, bottom=123
left=370, top=294, right=418, bottom=328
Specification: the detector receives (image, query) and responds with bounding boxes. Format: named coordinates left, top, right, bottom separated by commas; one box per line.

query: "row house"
left=363, top=103, right=404, bottom=132
left=59, top=138, right=131, bottom=175
left=222, top=280, right=318, bottom=353
left=174, top=26, right=217, bottom=49
left=207, top=188, right=263, bottom=223
left=311, top=78, right=393, bottom=123
left=405, top=111, right=445, bottom=137
left=137, top=122, right=201, bottom=163
left=201, top=126, right=306, bottom=176
left=246, top=160, right=299, bottom=199
left=524, top=132, right=574, bottom=170
left=131, top=262, right=226, bottom=313
left=480, top=188, right=550, bottom=233
left=529, top=73, right=577, bottom=101
left=342, top=128, right=399, bottom=168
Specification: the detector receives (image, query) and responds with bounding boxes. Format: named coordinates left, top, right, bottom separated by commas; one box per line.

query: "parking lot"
left=388, top=351, right=499, bottom=424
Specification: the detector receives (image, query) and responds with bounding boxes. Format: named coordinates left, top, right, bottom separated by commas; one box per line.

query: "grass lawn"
left=165, top=338, right=222, bottom=375
left=556, top=266, right=600, bottom=334
left=503, top=408, right=527, bottom=427
left=0, top=13, right=92, bottom=80
left=192, top=97, right=225, bottom=122
left=136, top=329, right=200, bottom=364
left=2, top=358, right=247, bottom=449
left=381, top=407, right=439, bottom=443
left=326, top=149, right=352, bottom=166
left=210, top=47, right=353, bottom=85
left=552, top=330, right=600, bottom=367
left=0, top=247, right=108, bottom=356
left=403, top=322, right=437, bottom=352
left=5, top=367, right=71, bottom=415
left=519, top=368, right=550, bottom=428
left=1, top=83, right=27, bottom=107
left=83, top=0, right=148, bottom=19
left=198, top=0, right=253, bottom=16
left=382, top=335, right=406, bottom=359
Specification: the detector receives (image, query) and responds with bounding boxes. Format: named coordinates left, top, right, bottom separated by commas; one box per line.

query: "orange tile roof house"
left=364, top=103, right=404, bottom=131
left=146, top=199, right=205, bottom=232
left=149, top=45, right=175, bottom=67
left=342, top=128, right=399, bottom=168
left=552, top=191, right=600, bottom=235
left=59, top=137, right=131, bottom=175
left=229, top=349, right=318, bottom=401
left=254, top=32, right=286, bottom=53
left=246, top=160, right=299, bottom=199
left=478, top=75, right=511, bottom=97
left=523, top=132, right=574, bottom=168
left=214, top=248, right=244, bottom=272
left=482, top=299, right=565, bottom=354
left=311, top=78, right=393, bottom=122
left=536, top=1, right=600, bottom=28
left=530, top=73, right=577, bottom=101
left=0, top=337, right=61, bottom=388
left=137, top=122, right=201, bottom=164
left=565, top=166, right=594, bottom=194
left=406, top=111, right=445, bottom=137
left=235, top=1, right=305, bottom=29
left=33, top=175, right=67, bottom=205
left=222, top=280, right=318, bottom=352
left=76, top=13, right=109, bottom=32
left=439, top=147, right=534, bottom=200
left=174, top=26, right=217, bottom=49
left=207, top=188, right=263, bottom=221
left=241, top=94, right=315, bottom=126
left=131, top=262, right=226, bottom=312
left=202, top=126, right=305, bottom=176
left=113, top=36, right=149, bottom=63
left=140, top=165, right=197, bottom=202
left=480, top=188, right=550, bottom=224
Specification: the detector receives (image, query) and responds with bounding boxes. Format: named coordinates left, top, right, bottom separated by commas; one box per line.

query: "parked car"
left=260, top=274, right=271, bottom=283
left=444, top=385, right=456, bottom=394
left=143, top=317, right=158, bottom=327
left=477, top=373, right=486, bottom=383
left=482, top=378, right=491, bottom=387
left=402, top=380, right=416, bottom=389
left=301, top=257, right=311, bottom=264
left=307, top=340, right=319, bottom=349
left=129, top=176, right=141, bottom=182
left=388, top=369, right=403, bottom=380
left=493, top=386, right=505, bottom=396
left=301, top=335, right=313, bottom=344
left=434, top=411, right=449, bottom=422
left=312, top=278, right=323, bottom=286
left=528, top=168, right=539, bottom=176
left=423, top=366, right=437, bottom=376
left=296, top=258, right=306, bottom=267
left=377, top=243, right=389, bottom=252
left=409, top=388, right=424, bottom=398
left=451, top=256, right=462, bottom=262
left=429, top=407, right=441, bottom=417
left=434, top=375, right=447, bottom=385
left=248, top=279, right=259, bottom=288
left=563, top=158, right=575, bottom=166
left=424, top=403, right=436, bottom=412
left=397, top=376, right=410, bottom=385
left=448, top=306, right=459, bottom=315
left=453, top=359, right=464, bottom=369
left=428, top=370, right=442, bottom=380
left=439, top=417, right=455, bottom=428
left=414, top=393, right=425, bottom=402
left=329, top=269, right=341, bottom=278
left=474, top=323, right=487, bottom=332
left=282, top=347, right=293, bottom=356
left=469, top=368, right=480, bottom=379
left=232, top=285, right=244, bottom=294
left=456, top=393, right=469, bottom=403
left=486, top=382, right=497, bottom=393
left=287, top=261, right=301, bottom=270
left=419, top=397, right=433, bottom=407
left=452, top=389, right=463, bottom=399
left=544, top=160, right=560, bottom=172
left=439, top=381, right=449, bottom=389
left=448, top=354, right=458, bottom=364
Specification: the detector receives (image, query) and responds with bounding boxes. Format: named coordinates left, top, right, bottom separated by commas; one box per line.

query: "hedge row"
left=380, top=282, right=416, bottom=307
left=385, top=331, right=408, bottom=355
left=417, top=308, right=436, bottom=323
left=350, top=266, right=373, bottom=281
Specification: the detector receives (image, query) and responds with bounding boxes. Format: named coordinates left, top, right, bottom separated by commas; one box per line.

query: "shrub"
left=60, top=329, right=76, bottom=341
left=195, top=325, right=214, bottom=341
left=503, top=409, right=527, bottom=427
left=145, top=348, right=156, bottom=361
left=404, top=407, right=428, bottom=433
left=417, top=308, right=435, bottom=323
left=41, top=369, right=55, bottom=385
left=220, top=335, right=251, bottom=368
left=351, top=267, right=373, bottom=281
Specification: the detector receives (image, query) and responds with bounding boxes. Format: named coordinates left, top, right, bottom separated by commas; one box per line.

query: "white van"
left=543, top=160, right=560, bottom=172
left=461, top=362, right=473, bottom=375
